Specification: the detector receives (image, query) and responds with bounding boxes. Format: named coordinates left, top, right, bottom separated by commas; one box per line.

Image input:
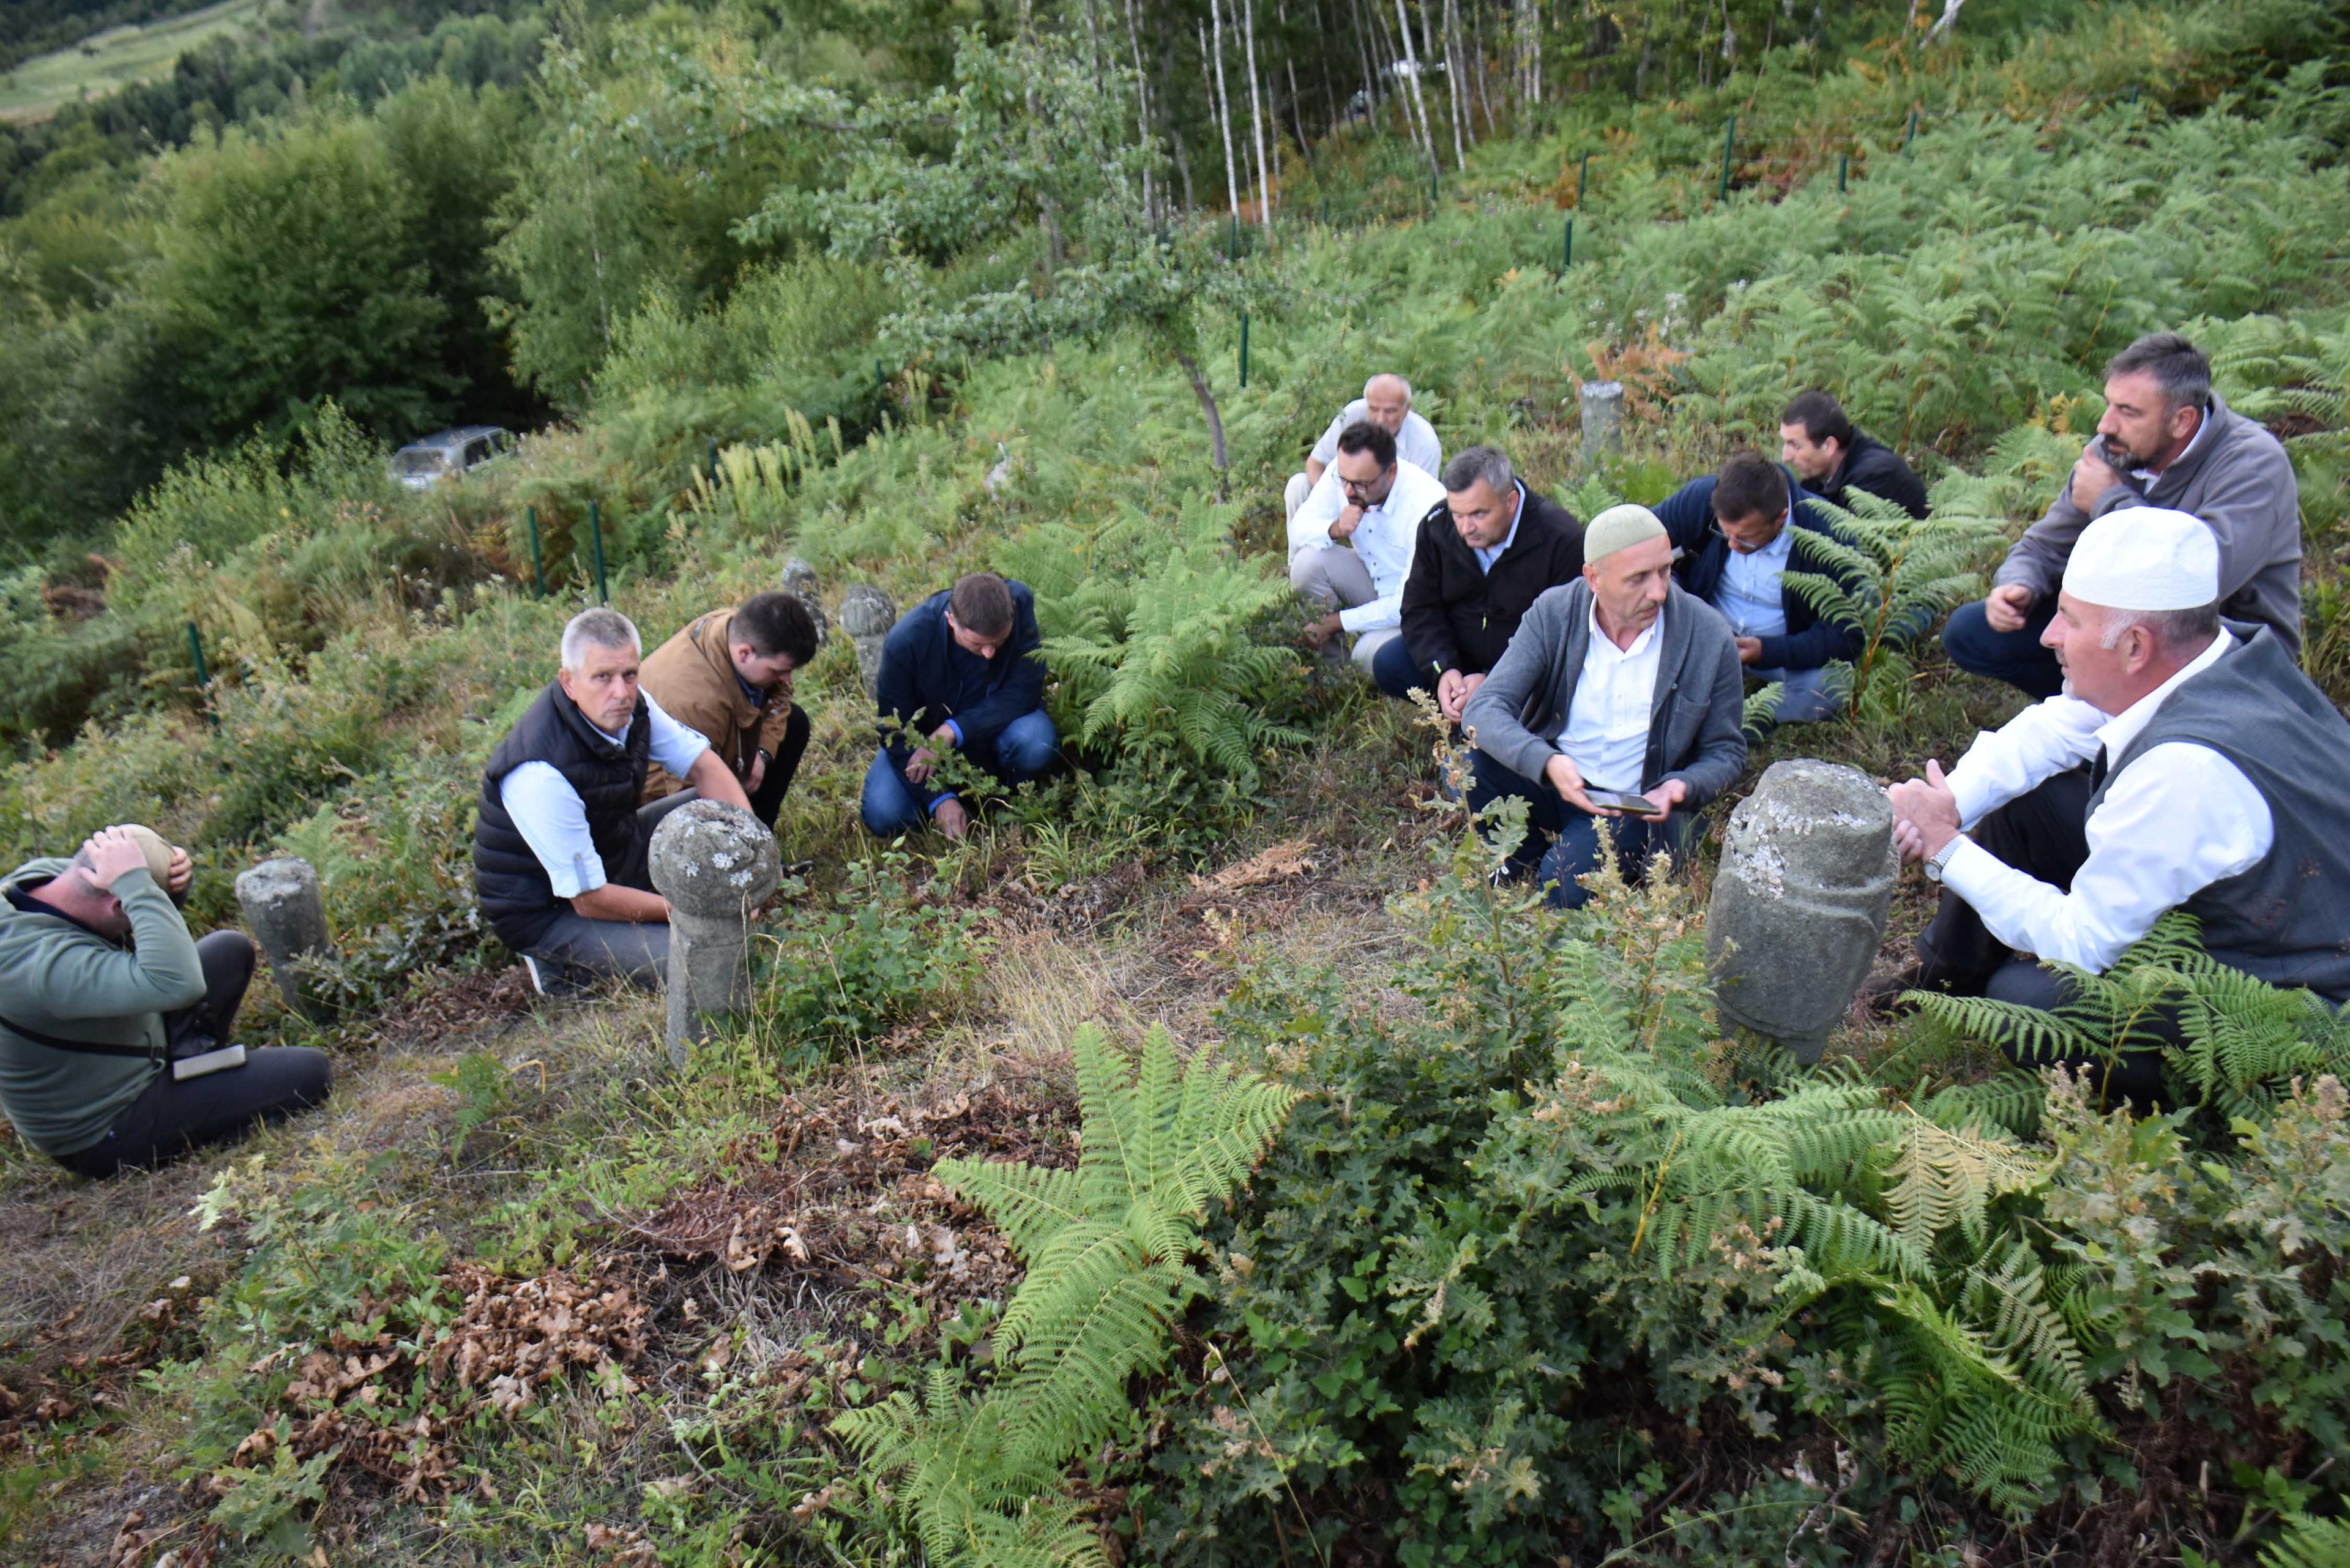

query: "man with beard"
left=1942, top=333, right=2302, bottom=698
left=1289, top=420, right=1448, bottom=674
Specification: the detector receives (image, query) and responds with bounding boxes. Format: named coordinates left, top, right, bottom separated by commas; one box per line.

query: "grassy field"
left=0, top=0, right=277, bottom=123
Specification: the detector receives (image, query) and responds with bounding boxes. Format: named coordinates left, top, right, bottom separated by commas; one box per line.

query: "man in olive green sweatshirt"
left=0, top=826, right=331, bottom=1178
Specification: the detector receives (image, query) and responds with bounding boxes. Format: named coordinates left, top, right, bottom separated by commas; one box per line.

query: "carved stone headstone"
left=838, top=583, right=898, bottom=700
left=1706, top=760, right=1897, bottom=1064
left=1580, top=379, right=1626, bottom=463
left=234, top=857, right=334, bottom=1024
left=647, top=800, right=780, bottom=1067
left=781, top=557, right=829, bottom=646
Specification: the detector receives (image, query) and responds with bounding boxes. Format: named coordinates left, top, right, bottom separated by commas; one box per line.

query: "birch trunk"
left=1122, top=0, right=1152, bottom=219
left=1392, top=0, right=1439, bottom=174
left=1203, top=9, right=1242, bottom=224
left=1243, top=0, right=1274, bottom=229
left=1440, top=0, right=1467, bottom=167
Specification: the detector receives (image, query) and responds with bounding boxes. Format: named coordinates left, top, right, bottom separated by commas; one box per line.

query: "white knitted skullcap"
left=1584, top=502, right=1668, bottom=562
left=2061, top=507, right=2220, bottom=611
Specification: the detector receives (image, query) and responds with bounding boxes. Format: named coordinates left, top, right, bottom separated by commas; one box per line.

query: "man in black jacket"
left=1652, top=450, right=1867, bottom=724
left=1779, top=390, right=1930, bottom=520
left=1374, top=446, right=1584, bottom=724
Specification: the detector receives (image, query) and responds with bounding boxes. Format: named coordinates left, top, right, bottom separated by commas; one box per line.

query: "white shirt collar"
left=1588, top=599, right=1663, bottom=659
left=2093, top=630, right=2233, bottom=758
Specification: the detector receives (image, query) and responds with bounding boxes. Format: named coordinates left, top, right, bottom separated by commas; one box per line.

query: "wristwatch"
left=1922, top=835, right=1968, bottom=883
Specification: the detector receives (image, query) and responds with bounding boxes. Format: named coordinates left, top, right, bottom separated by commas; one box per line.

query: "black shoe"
left=1856, top=956, right=1927, bottom=1019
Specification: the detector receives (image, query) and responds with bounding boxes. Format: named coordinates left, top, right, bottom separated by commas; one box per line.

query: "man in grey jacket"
left=1461, top=504, right=1748, bottom=909
left=1942, top=332, right=2302, bottom=698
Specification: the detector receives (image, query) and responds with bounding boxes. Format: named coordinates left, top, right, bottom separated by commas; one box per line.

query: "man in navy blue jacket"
left=1652, top=450, right=1864, bottom=723
left=862, top=573, right=1056, bottom=841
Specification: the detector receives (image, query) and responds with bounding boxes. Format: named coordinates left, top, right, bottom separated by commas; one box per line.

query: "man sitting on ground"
left=1285, top=373, right=1443, bottom=520
left=473, top=608, right=756, bottom=991
left=641, top=591, right=818, bottom=829
left=1944, top=332, right=2302, bottom=699
left=1882, top=509, right=2350, bottom=1105
left=1378, top=445, right=1584, bottom=723
left=864, top=572, right=1055, bottom=843
left=1290, top=422, right=1448, bottom=674
left=1778, top=389, right=1930, bottom=519
left=1461, top=505, right=1746, bottom=909
left=1653, top=449, right=1867, bottom=723
left=1, top=826, right=330, bottom=1178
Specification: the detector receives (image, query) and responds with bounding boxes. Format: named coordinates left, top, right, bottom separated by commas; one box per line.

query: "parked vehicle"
left=388, top=425, right=515, bottom=490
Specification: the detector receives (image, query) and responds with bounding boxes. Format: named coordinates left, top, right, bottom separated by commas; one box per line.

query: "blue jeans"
left=1944, top=596, right=2062, bottom=698
left=1752, top=663, right=1843, bottom=724
left=860, top=709, right=1059, bottom=837
left=1465, top=749, right=1676, bottom=909
left=1371, top=634, right=1428, bottom=700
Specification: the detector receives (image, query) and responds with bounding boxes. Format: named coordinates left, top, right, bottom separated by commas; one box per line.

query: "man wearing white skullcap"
left=1879, top=507, right=2350, bottom=1102
left=1461, top=504, right=1747, bottom=908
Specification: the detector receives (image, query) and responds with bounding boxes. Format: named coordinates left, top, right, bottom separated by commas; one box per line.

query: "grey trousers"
left=1289, top=544, right=1398, bottom=671
left=517, top=792, right=699, bottom=990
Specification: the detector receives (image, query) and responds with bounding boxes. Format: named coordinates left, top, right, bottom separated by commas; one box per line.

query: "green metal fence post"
left=1576, top=149, right=1591, bottom=207
left=1562, top=214, right=1573, bottom=272
left=1228, top=213, right=1239, bottom=260
left=1903, top=105, right=1918, bottom=154
left=1837, top=151, right=1849, bottom=193
left=1239, top=313, right=1250, bottom=389
left=185, top=622, right=209, bottom=689
left=1428, top=170, right=1439, bottom=210
left=1718, top=113, right=1737, bottom=202
left=525, top=506, right=546, bottom=598
left=707, top=439, right=719, bottom=485
left=589, top=501, right=608, bottom=606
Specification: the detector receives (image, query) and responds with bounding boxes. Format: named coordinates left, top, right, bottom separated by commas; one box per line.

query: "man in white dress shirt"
left=1284, top=374, right=1443, bottom=520
left=1290, top=420, right=1448, bottom=673
left=1461, top=504, right=1747, bottom=907
left=1884, top=508, right=2350, bottom=1102
left=472, top=608, right=757, bottom=990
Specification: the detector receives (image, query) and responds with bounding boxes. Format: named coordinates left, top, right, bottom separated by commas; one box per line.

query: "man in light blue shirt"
left=472, top=608, right=757, bottom=990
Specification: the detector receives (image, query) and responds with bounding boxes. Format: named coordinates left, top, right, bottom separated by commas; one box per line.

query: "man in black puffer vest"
left=1377, top=444, right=1584, bottom=727
left=1881, top=509, right=2350, bottom=1108
left=474, top=608, right=755, bottom=990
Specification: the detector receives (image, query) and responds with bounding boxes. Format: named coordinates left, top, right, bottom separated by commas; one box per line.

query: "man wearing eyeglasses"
left=1651, top=450, right=1868, bottom=724
left=1288, top=421, right=1449, bottom=672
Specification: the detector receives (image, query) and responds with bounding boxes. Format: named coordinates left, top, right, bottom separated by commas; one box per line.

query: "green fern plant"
left=2260, top=1507, right=2350, bottom=1568
left=834, top=1024, right=1297, bottom=1568
left=1777, top=495, right=2007, bottom=726
left=1909, top=913, right=2350, bottom=1119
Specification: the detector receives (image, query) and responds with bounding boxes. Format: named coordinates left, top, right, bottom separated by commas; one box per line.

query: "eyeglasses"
left=1339, top=466, right=1395, bottom=496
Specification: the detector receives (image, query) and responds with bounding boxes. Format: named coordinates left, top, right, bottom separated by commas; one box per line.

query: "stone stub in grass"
left=838, top=583, right=897, bottom=699
left=782, top=556, right=829, bottom=646
left=1706, top=759, right=1896, bottom=1064
left=1579, top=379, right=1625, bottom=462
left=646, top=799, right=779, bottom=1068
left=234, top=856, right=334, bottom=1025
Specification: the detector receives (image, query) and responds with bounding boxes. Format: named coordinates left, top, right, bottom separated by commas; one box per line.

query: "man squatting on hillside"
left=473, top=608, right=756, bottom=991
left=1289, top=422, right=1448, bottom=674
left=1944, top=331, right=2302, bottom=698
left=1461, top=504, right=1747, bottom=909
left=1373, top=444, right=1585, bottom=722
left=0, top=826, right=331, bottom=1178
left=640, top=591, right=819, bottom=830
left=1777, top=389, right=1931, bottom=520
left=1652, top=449, right=1870, bottom=725
left=1882, top=509, right=2350, bottom=1106
left=1284, top=373, right=1444, bottom=520
left=863, top=572, right=1056, bottom=843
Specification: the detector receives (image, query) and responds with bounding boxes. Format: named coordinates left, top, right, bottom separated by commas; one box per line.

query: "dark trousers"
left=747, top=704, right=810, bottom=827
left=1943, top=596, right=2064, bottom=699
left=1914, top=768, right=2169, bottom=1106
left=58, top=932, right=333, bottom=1178
left=1466, top=750, right=1676, bottom=910
left=1371, top=635, right=1428, bottom=700
left=515, top=795, right=690, bottom=990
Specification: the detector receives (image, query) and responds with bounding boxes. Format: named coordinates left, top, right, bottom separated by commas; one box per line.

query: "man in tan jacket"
left=640, top=592, right=819, bottom=827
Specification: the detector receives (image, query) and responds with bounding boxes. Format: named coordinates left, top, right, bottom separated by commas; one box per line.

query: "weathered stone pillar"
left=646, top=800, right=780, bottom=1067
left=782, top=557, right=829, bottom=646
left=1706, top=760, right=1897, bottom=1065
left=838, top=584, right=898, bottom=700
left=1580, top=380, right=1626, bottom=463
left=234, top=857, right=334, bottom=1024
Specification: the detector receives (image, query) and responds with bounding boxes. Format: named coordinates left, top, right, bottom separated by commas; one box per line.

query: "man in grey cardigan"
left=1943, top=332, right=2302, bottom=698
left=1461, top=504, right=1748, bottom=909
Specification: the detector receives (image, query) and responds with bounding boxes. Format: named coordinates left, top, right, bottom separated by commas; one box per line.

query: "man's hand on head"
left=81, top=827, right=150, bottom=891
left=165, top=846, right=194, bottom=897
left=1982, top=583, right=2035, bottom=635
